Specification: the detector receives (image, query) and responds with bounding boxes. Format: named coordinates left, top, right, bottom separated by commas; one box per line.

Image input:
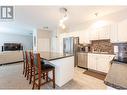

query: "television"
left=3, top=43, right=23, bottom=51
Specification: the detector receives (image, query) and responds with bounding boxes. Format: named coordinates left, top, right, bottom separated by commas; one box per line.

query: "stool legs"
left=29, top=66, right=33, bottom=84
left=32, top=67, right=35, bottom=89
left=53, top=69, right=55, bottom=89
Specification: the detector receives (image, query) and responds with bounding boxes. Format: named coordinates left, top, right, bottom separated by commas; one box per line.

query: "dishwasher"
left=77, top=52, right=88, bottom=69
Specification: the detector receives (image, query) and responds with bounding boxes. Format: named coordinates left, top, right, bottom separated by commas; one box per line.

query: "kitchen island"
left=39, top=52, right=74, bottom=87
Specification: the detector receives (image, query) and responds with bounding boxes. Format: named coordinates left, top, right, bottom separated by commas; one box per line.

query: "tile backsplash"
left=91, top=39, right=113, bottom=53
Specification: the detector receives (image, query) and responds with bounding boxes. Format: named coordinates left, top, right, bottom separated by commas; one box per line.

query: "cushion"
left=41, top=64, right=55, bottom=70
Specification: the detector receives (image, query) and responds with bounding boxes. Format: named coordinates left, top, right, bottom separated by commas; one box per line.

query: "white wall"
left=33, top=29, right=51, bottom=52
left=0, top=33, right=33, bottom=52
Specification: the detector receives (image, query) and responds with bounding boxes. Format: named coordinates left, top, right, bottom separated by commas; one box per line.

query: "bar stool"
left=26, top=51, right=34, bottom=84
left=32, top=53, right=55, bottom=89
left=22, top=51, right=26, bottom=75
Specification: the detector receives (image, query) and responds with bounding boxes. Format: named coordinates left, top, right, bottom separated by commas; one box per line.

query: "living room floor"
left=0, top=62, right=107, bottom=89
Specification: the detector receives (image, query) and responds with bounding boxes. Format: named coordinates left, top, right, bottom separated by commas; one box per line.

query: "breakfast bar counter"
left=39, top=52, right=74, bottom=87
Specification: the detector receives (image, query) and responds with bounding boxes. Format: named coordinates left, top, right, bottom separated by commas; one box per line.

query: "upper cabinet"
left=98, top=25, right=110, bottom=39
left=117, top=20, right=127, bottom=42
left=110, top=24, right=118, bottom=43
left=110, top=20, right=127, bottom=43
left=90, top=29, right=99, bottom=40
left=90, top=25, right=110, bottom=40
left=60, top=19, right=127, bottom=46
left=79, top=29, right=90, bottom=44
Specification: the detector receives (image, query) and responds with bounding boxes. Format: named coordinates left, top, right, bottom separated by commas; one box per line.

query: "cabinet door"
left=88, top=54, right=96, bottom=70
left=96, top=55, right=108, bottom=73
left=98, top=25, right=110, bottom=39
left=110, top=24, right=118, bottom=43
left=79, top=30, right=90, bottom=44
left=90, top=29, right=99, bottom=40
left=96, top=55, right=114, bottom=73
left=118, top=20, right=127, bottom=42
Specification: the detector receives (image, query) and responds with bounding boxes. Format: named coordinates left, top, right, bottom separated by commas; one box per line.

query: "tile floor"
left=0, top=62, right=107, bottom=89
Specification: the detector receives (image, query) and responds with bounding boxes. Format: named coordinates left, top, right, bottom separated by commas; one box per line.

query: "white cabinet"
left=110, top=21, right=127, bottom=43
left=90, top=29, right=99, bottom=40
left=79, top=30, right=90, bottom=44
left=117, top=20, right=127, bottom=42
left=98, top=25, right=110, bottom=39
left=90, top=25, right=110, bottom=40
left=88, top=53, right=115, bottom=73
left=110, top=24, right=118, bottom=43
left=96, top=55, right=114, bottom=73
left=88, top=54, right=96, bottom=70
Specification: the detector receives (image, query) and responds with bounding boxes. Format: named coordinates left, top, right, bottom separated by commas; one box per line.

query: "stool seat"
left=41, top=64, right=55, bottom=71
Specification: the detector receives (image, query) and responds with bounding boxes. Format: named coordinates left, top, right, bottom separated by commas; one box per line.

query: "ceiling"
left=0, top=6, right=127, bottom=35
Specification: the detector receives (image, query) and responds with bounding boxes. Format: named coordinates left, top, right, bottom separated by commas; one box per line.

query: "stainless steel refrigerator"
left=63, top=37, right=79, bottom=66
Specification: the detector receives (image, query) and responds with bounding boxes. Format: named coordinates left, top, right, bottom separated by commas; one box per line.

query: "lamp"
left=59, top=8, right=68, bottom=29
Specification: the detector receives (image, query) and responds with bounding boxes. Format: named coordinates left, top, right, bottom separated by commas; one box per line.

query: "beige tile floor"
left=0, top=62, right=107, bottom=89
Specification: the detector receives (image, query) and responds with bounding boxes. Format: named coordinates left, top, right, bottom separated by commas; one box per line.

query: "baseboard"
left=0, top=61, right=23, bottom=66
left=77, top=66, right=88, bottom=70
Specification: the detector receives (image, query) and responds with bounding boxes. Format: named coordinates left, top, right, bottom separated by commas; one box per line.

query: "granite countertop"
left=104, top=61, right=127, bottom=89
left=89, top=52, right=115, bottom=55
left=39, top=52, right=74, bottom=61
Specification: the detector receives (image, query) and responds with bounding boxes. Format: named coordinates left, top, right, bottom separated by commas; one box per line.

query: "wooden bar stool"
left=32, top=53, right=55, bottom=89
left=24, top=51, right=29, bottom=78
left=23, top=51, right=29, bottom=78
left=22, top=51, right=26, bottom=75
left=26, top=51, right=34, bottom=84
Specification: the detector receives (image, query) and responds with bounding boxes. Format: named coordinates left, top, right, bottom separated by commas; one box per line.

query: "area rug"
left=83, top=70, right=106, bottom=80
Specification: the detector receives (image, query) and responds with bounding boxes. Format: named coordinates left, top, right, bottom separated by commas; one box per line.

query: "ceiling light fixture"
left=59, top=8, right=68, bottom=29
left=94, top=12, right=98, bottom=17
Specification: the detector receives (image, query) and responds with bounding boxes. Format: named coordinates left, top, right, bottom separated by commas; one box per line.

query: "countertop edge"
left=42, top=55, right=74, bottom=61
left=77, top=52, right=115, bottom=55
left=104, top=81, right=126, bottom=89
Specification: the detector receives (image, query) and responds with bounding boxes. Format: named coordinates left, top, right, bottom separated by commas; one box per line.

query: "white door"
left=38, top=38, right=50, bottom=52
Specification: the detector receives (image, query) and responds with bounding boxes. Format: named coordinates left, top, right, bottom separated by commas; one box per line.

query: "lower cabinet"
left=88, top=53, right=115, bottom=73
left=88, top=54, right=96, bottom=70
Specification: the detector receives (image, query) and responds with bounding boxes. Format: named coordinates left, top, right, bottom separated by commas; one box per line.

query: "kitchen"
left=33, top=19, right=127, bottom=89
left=1, top=6, right=127, bottom=90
